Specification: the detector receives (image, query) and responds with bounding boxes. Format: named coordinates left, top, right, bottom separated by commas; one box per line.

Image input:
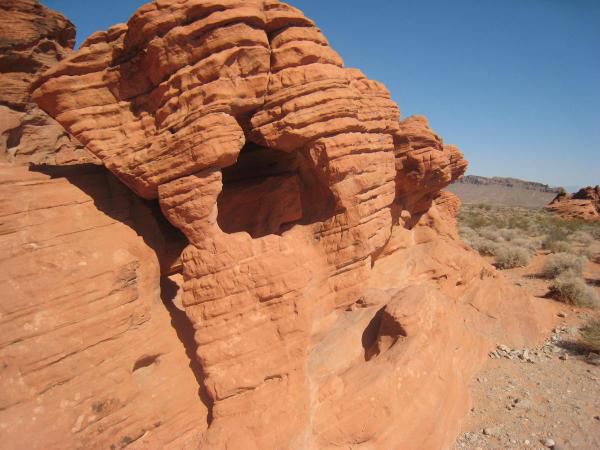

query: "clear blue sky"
left=44, top=0, right=600, bottom=189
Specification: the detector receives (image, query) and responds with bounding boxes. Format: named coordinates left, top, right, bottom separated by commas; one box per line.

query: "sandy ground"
left=453, top=245, right=600, bottom=450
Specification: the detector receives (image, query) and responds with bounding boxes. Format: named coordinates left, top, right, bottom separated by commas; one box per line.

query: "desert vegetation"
left=580, top=319, right=600, bottom=352
left=542, top=253, right=586, bottom=278
left=548, top=271, right=599, bottom=307
left=459, top=204, right=600, bottom=308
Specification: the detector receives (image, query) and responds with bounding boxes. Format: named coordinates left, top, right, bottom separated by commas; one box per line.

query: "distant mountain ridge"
left=448, top=175, right=562, bottom=208
left=453, top=175, right=562, bottom=194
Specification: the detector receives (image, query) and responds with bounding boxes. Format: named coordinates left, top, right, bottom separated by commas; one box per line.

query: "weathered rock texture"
left=0, top=0, right=94, bottom=164
left=0, top=0, right=556, bottom=449
left=0, top=162, right=201, bottom=450
left=546, top=186, right=600, bottom=222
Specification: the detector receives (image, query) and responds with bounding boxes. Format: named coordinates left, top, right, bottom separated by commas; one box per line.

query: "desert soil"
left=454, top=249, right=600, bottom=450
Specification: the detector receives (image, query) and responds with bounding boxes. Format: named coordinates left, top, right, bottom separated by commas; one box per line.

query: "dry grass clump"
left=548, top=271, right=599, bottom=308
left=478, top=227, right=502, bottom=242
left=495, top=245, right=531, bottom=269
left=542, top=253, right=585, bottom=278
left=580, top=319, right=600, bottom=352
left=544, top=240, right=573, bottom=254
left=570, top=231, right=594, bottom=245
left=576, top=248, right=594, bottom=260
left=511, top=237, right=542, bottom=255
left=457, top=204, right=600, bottom=265
left=498, top=228, right=520, bottom=242
left=469, top=237, right=499, bottom=256
left=542, top=226, right=568, bottom=244
left=458, top=226, right=477, bottom=239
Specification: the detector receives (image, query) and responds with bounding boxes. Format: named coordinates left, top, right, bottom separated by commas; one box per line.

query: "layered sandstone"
left=0, top=162, right=200, bottom=450
left=0, top=0, right=94, bottom=164
left=547, top=186, right=600, bottom=222
left=0, top=1, right=557, bottom=449
left=393, top=115, right=468, bottom=225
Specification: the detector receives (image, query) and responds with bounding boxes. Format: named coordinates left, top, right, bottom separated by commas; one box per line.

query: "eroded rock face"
left=547, top=186, right=600, bottom=222
left=0, top=0, right=94, bottom=164
left=394, top=115, right=468, bottom=225
left=8, top=0, right=556, bottom=448
left=0, top=162, right=202, bottom=450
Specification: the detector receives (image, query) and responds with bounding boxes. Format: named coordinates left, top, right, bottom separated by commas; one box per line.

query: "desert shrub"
left=469, top=238, right=499, bottom=256
left=576, top=248, right=594, bottom=260
left=495, top=245, right=531, bottom=269
left=506, top=214, right=534, bottom=231
left=498, top=228, right=520, bottom=242
left=569, top=231, right=594, bottom=245
left=458, top=226, right=477, bottom=242
left=478, top=227, right=502, bottom=242
left=543, top=226, right=568, bottom=246
left=542, top=253, right=586, bottom=278
left=511, top=237, right=541, bottom=255
left=457, top=205, right=600, bottom=247
left=590, top=227, right=600, bottom=240
left=580, top=319, right=600, bottom=352
left=459, top=211, right=490, bottom=230
left=549, top=272, right=599, bottom=308
left=459, top=225, right=475, bottom=235
left=545, top=240, right=573, bottom=254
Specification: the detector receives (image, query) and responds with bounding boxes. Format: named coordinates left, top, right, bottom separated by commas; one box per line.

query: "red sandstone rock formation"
left=546, top=186, right=600, bottom=222
left=0, top=162, right=202, bottom=449
left=0, top=0, right=94, bottom=164
left=0, top=1, right=556, bottom=449
left=394, top=115, right=468, bottom=226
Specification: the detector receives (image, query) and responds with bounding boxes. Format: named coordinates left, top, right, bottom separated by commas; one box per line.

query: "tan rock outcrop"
left=0, top=0, right=94, bottom=164
left=547, top=186, right=600, bottom=222
left=0, top=0, right=558, bottom=448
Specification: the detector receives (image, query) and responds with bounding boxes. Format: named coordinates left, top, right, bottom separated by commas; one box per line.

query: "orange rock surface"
left=547, top=186, right=600, bottom=222
left=0, top=1, right=557, bottom=448
left=0, top=0, right=95, bottom=164
left=0, top=163, right=203, bottom=449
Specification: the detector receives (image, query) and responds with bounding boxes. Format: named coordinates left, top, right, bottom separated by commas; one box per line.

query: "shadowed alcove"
left=217, top=142, right=337, bottom=238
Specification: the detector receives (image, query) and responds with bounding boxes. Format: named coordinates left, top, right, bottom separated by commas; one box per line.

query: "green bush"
left=549, top=272, right=599, bottom=308
left=495, top=245, right=531, bottom=269
left=542, top=253, right=586, bottom=278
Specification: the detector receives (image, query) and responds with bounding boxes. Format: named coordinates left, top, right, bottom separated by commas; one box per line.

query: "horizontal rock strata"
left=0, top=0, right=94, bottom=164
left=0, top=0, right=559, bottom=448
left=0, top=163, right=201, bottom=450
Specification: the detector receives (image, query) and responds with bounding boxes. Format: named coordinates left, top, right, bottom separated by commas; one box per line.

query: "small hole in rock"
left=362, top=307, right=386, bottom=361
left=132, top=354, right=161, bottom=372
